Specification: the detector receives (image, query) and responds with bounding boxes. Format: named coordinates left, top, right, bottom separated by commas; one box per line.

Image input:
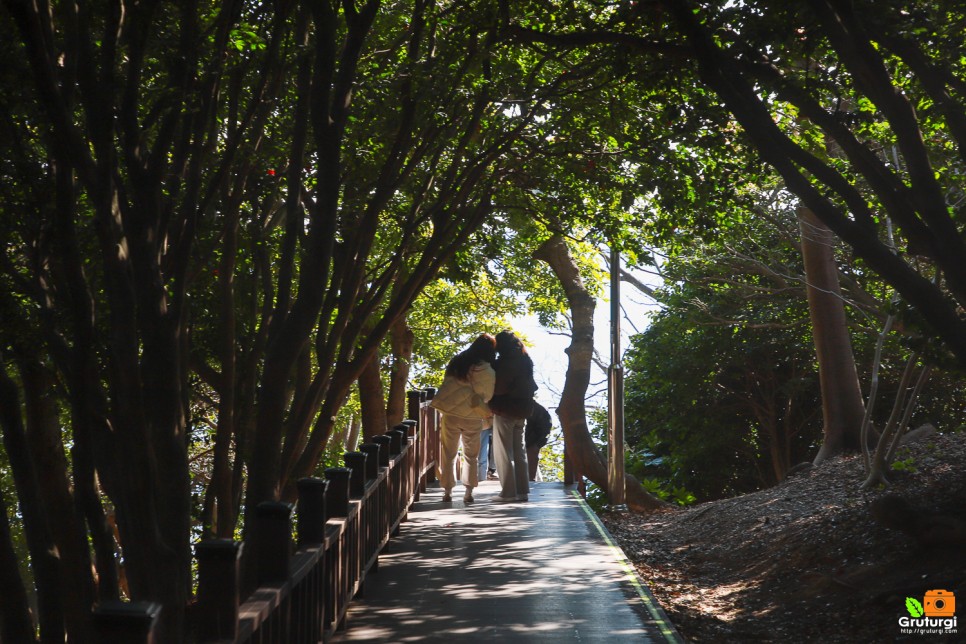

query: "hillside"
left=602, top=432, right=966, bottom=643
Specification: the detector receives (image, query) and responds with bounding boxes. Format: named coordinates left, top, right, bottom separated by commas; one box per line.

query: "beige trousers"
left=493, top=415, right=529, bottom=499
left=438, top=414, right=483, bottom=490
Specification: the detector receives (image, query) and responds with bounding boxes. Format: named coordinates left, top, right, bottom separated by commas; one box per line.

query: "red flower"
left=267, top=169, right=276, bottom=176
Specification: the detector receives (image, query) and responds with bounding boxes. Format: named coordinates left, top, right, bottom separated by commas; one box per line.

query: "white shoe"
left=490, top=495, right=515, bottom=503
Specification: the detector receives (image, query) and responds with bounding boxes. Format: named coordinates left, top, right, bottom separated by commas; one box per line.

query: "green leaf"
left=906, top=597, right=924, bottom=618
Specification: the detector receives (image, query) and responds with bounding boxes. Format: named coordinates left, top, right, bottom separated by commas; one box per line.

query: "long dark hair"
left=495, top=330, right=535, bottom=392
left=446, top=334, right=497, bottom=380
left=495, top=330, right=528, bottom=357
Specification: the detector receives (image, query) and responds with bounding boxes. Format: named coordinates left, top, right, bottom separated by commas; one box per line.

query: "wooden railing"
left=92, top=388, right=441, bottom=643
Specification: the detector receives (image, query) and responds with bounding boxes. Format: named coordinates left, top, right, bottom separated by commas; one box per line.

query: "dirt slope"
left=602, top=432, right=966, bottom=643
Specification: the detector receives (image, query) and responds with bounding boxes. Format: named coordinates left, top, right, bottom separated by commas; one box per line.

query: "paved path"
left=332, top=480, right=682, bottom=643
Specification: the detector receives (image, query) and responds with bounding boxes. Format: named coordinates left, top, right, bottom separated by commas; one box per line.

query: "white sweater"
left=429, top=361, right=495, bottom=420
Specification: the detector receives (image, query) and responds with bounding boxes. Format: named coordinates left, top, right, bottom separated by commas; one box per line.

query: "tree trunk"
left=798, top=208, right=866, bottom=464
left=748, top=386, right=786, bottom=485
left=209, top=209, right=241, bottom=538
left=19, top=358, right=95, bottom=640
left=358, top=350, right=388, bottom=441
left=533, top=236, right=668, bottom=512
left=0, top=490, right=36, bottom=644
left=386, top=315, right=415, bottom=427
left=0, top=363, right=66, bottom=642
left=345, top=416, right=362, bottom=452
left=863, top=357, right=932, bottom=489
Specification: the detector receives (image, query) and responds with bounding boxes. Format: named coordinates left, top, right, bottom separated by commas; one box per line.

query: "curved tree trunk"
left=533, top=235, right=668, bottom=512
left=798, top=208, right=867, bottom=464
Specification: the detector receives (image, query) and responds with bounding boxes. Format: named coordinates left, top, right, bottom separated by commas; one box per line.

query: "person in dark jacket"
left=488, top=331, right=537, bottom=502
left=525, top=401, right=552, bottom=481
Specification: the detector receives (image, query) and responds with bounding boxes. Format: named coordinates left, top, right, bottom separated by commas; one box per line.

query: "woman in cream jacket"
left=430, top=334, right=496, bottom=503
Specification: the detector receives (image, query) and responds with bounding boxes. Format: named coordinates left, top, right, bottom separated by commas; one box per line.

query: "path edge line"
left=569, top=489, right=685, bottom=643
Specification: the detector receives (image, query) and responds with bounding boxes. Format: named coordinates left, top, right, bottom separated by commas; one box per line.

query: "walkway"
left=331, top=480, right=682, bottom=643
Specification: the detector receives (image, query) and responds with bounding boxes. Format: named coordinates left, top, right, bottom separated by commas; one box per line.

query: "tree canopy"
left=2, top=1, right=966, bottom=641
left=507, top=0, right=966, bottom=367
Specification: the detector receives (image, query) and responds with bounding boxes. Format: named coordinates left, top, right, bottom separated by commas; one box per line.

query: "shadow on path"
left=332, top=481, right=681, bottom=643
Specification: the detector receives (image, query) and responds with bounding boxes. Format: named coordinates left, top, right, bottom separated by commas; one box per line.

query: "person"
left=525, top=401, right=552, bottom=481
left=430, top=334, right=496, bottom=503
left=486, top=431, right=498, bottom=480
left=488, top=331, right=537, bottom=502
left=478, top=421, right=492, bottom=483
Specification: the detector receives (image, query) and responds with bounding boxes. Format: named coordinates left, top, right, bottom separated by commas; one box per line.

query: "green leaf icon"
left=906, top=597, right=924, bottom=618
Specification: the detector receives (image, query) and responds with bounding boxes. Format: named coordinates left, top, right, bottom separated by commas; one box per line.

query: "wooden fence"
left=92, top=388, right=440, bottom=643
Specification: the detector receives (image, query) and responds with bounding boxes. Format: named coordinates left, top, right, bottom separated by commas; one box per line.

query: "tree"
left=623, top=212, right=825, bottom=499
left=0, top=483, right=34, bottom=644
left=1, top=0, right=594, bottom=636
left=244, top=0, right=578, bottom=522
left=1, top=1, right=280, bottom=636
left=798, top=207, right=867, bottom=462
left=534, top=235, right=667, bottom=511
left=622, top=186, right=966, bottom=498
left=503, top=0, right=966, bottom=366
left=657, top=0, right=966, bottom=368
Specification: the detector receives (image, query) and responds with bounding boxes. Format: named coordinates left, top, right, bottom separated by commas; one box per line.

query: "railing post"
left=255, top=501, right=293, bottom=585
left=400, top=418, right=418, bottom=498
left=345, top=452, right=367, bottom=497
left=387, top=424, right=408, bottom=534
left=371, top=435, right=391, bottom=467
left=401, top=419, right=417, bottom=439
left=422, top=388, right=438, bottom=483
left=387, top=425, right=406, bottom=455
left=92, top=600, right=161, bottom=644
left=295, top=477, right=327, bottom=642
left=195, top=540, right=242, bottom=641
left=406, top=390, right=422, bottom=431
left=297, top=478, right=328, bottom=546
left=359, top=443, right=381, bottom=480
left=324, top=468, right=351, bottom=519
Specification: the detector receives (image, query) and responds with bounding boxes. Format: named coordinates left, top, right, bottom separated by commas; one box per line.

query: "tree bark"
left=208, top=206, right=241, bottom=538
left=345, top=416, right=362, bottom=452
left=863, top=357, right=932, bottom=489
left=0, top=363, right=65, bottom=642
left=48, top=156, right=121, bottom=605
left=386, top=315, right=415, bottom=427
left=19, top=358, right=95, bottom=640
left=533, top=235, right=668, bottom=512
left=358, top=350, right=388, bottom=441
left=0, top=490, right=36, bottom=644
left=798, top=208, right=866, bottom=464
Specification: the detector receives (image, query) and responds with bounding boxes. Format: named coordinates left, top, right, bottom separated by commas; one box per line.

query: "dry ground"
left=601, top=431, right=966, bottom=643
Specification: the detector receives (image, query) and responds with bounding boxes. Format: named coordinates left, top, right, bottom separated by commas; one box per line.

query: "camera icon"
left=924, top=589, right=956, bottom=617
